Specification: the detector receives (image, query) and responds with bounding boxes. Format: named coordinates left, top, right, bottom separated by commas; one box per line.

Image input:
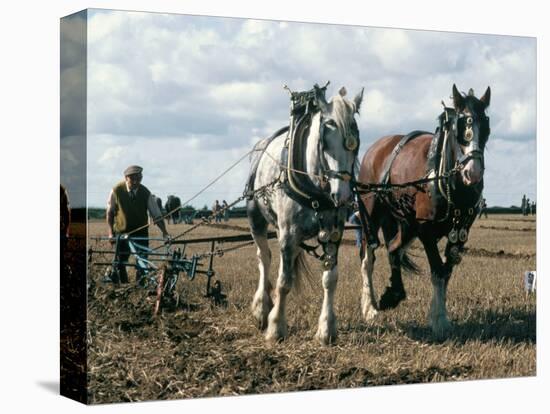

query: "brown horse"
left=357, top=84, right=491, bottom=338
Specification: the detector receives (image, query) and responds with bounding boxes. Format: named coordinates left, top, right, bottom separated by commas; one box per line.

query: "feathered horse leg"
left=265, top=230, right=298, bottom=342
left=361, top=246, right=379, bottom=320
left=420, top=231, right=452, bottom=338
left=249, top=200, right=273, bottom=330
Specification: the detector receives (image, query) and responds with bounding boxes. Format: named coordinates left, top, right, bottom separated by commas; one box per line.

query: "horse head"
left=310, top=85, right=364, bottom=207
left=451, top=84, right=491, bottom=186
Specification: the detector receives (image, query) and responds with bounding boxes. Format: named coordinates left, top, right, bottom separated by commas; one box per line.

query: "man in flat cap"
left=106, top=165, right=169, bottom=284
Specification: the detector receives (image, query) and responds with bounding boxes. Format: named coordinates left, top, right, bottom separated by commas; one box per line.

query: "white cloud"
left=80, top=10, right=537, bottom=209
left=362, top=89, right=396, bottom=127
left=235, top=19, right=277, bottom=47
left=369, top=29, right=414, bottom=69
left=98, top=146, right=125, bottom=164
left=483, top=138, right=536, bottom=206
left=509, top=101, right=535, bottom=134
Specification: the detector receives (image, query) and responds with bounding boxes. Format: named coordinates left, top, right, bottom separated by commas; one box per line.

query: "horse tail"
left=401, top=248, right=421, bottom=275
left=293, top=250, right=315, bottom=293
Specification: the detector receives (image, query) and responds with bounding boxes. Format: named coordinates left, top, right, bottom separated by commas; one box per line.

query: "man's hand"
left=108, top=232, right=115, bottom=246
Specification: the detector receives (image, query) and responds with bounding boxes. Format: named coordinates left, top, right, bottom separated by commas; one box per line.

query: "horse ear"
left=480, top=86, right=491, bottom=108
left=314, top=84, right=329, bottom=112
left=353, top=88, right=364, bottom=113
left=339, top=86, right=347, bottom=97
left=452, top=84, right=465, bottom=110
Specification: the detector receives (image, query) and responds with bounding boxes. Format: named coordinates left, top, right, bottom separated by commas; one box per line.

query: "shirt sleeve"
left=148, top=194, right=163, bottom=219
left=106, top=189, right=116, bottom=217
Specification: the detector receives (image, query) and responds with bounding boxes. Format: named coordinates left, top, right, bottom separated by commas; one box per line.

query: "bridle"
left=283, top=86, right=361, bottom=211
left=317, top=115, right=360, bottom=186
left=442, top=106, right=490, bottom=172
left=433, top=104, right=490, bottom=244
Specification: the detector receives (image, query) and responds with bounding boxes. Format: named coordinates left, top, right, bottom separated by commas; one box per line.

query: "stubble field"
left=84, top=214, right=536, bottom=404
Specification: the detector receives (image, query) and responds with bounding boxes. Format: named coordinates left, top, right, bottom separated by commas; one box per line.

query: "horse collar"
left=282, top=112, right=335, bottom=211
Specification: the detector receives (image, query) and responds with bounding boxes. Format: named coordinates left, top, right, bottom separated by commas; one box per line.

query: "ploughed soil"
left=84, top=215, right=536, bottom=404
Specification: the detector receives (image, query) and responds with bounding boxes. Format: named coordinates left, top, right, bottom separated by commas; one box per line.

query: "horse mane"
left=330, top=94, right=357, bottom=140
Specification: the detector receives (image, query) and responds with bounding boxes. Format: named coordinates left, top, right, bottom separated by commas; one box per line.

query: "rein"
left=353, top=164, right=463, bottom=194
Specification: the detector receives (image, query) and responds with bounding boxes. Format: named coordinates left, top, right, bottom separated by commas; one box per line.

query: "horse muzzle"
left=461, top=157, right=484, bottom=186
left=330, top=183, right=352, bottom=207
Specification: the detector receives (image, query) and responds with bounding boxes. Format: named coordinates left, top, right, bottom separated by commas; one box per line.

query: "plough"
left=88, top=229, right=279, bottom=315
left=88, top=224, right=363, bottom=315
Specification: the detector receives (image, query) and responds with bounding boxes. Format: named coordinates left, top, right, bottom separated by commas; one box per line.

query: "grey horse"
left=246, top=84, right=364, bottom=344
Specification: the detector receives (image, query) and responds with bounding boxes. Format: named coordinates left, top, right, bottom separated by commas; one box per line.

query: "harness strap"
left=244, top=126, right=289, bottom=200
left=282, top=110, right=336, bottom=211
left=380, top=130, right=431, bottom=185
left=457, top=149, right=484, bottom=169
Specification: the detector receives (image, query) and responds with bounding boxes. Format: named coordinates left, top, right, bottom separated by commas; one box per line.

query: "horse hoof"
left=430, top=319, right=452, bottom=340
left=252, top=310, right=269, bottom=331
left=315, top=329, right=337, bottom=346
left=363, top=307, right=378, bottom=320
left=265, top=321, right=287, bottom=342
left=265, top=330, right=286, bottom=343
left=251, top=294, right=273, bottom=331
left=378, top=287, right=406, bottom=310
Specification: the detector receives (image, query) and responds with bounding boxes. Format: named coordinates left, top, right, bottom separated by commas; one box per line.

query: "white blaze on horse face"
left=460, top=130, right=483, bottom=186
left=323, top=124, right=353, bottom=206
left=319, top=105, right=357, bottom=206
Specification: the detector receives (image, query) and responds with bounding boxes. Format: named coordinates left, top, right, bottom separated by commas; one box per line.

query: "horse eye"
left=325, top=119, right=337, bottom=127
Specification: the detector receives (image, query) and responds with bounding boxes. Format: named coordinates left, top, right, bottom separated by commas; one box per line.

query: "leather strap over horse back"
left=282, top=112, right=335, bottom=210
left=380, top=130, right=432, bottom=185
left=245, top=126, right=289, bottom=199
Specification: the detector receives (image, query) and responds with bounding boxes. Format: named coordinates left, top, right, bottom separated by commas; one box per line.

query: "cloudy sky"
left=62, top=9, right=536, bottom=208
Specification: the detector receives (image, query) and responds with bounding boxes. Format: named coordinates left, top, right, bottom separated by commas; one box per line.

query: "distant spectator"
left=165, top=195, right=182, bottom=224
left=521, top=194, right=527, bottom=216
left=212, top=200, right=221, bottom=223
left=478, top=198, right=488, bottom=219
left=530, top=201, right=536, bottom=215
left=222, top=200, right=229, bottom=222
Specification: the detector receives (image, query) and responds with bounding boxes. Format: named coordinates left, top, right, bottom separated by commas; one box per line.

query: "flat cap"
left=124, top=165, right=143, bottom=176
